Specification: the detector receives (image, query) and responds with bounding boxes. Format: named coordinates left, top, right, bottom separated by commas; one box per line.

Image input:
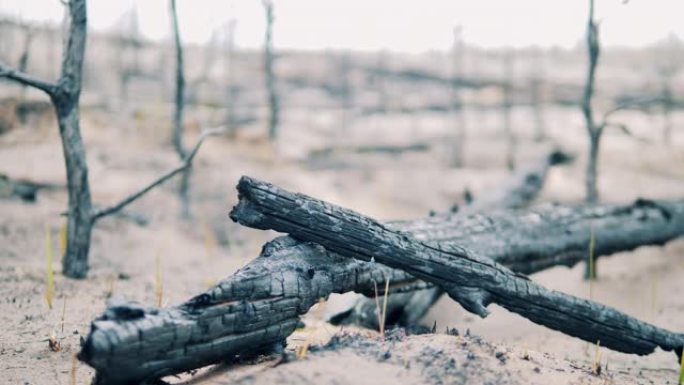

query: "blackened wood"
left=230, top=176, right=684, bottom=359
left=332, top=149, right=571, bottom=328
left=80, top=185, right=684, bottom=384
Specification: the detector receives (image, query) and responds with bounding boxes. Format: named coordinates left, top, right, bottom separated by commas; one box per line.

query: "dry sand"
left=1, top=105, right=683, bottom=385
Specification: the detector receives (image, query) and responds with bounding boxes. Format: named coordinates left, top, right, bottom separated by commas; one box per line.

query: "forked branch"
left=91, top=127, right=224, bottom=221
left=0, top=61, right=57, bottom=95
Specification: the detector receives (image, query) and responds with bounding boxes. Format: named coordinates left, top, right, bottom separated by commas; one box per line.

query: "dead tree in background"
left=0, top=0, right=93, bottom=278
left=170, top=0, right=192, bottom=218
left=659, top=67, right=675, bottom=144
left=450, top=26, right=466, bottom=167
left=502, top=50, right=516, bottom=170
left=530, top=49, right=547, bottom=142
left=262, top=0, right=279, bottom=141
left=0, top=0, right=221, bottom=277
left=17, top=25, right=34, bottom=92
left=582, top=0, right=602, bottom=207
left=223, top=18, right=238, bottom=136
left=338, top=50, right=353, bottom=133
left=115, top=6, right=142, bottom=110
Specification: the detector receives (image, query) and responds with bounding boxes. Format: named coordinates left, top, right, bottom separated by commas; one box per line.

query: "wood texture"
left=230, top=176, right=684, bottom=359
left=332, top=149, right=571, bottom=328
left=81, top=179, right=684, bottom=384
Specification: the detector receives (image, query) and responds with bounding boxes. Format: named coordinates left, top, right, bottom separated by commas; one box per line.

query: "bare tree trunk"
left=338, top=50, right=352, bottom=133
left=586, top=131, right=601, bottom=206
left=662, top=76, right=674, bottom=144
left=581, top=0, right=601, bottom=280
left=170, top=0, right=191, bottom=218
left=530, top=50, right=547, bottom=142
left=55, top=0, right=92, bottom=278
left=16, top=25, right=34, bottom=123
left=170, top=0, right=186, bottom=158
left=0, top=0, right=92, bottom=278
left=0, top=1, right=223, bottom=278
left=502, top=50, right=516, bottom=171
left=450, top=26, right=466, bottom=167
left=262, top=0, right=279, bottom=141
left=582, top=0, right=601, bottom=206
left=223, top=19, right=237, bottom=137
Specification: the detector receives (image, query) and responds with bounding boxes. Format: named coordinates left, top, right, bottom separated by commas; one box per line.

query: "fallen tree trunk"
left=230, top=176, right=684, bottom=360
left=333, top=149, right=571, bottom=327
left=79, top=184, right=684, bottom=384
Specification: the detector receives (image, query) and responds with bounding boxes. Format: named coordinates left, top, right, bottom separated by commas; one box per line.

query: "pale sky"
left=1, top=0, right=682, bottom=52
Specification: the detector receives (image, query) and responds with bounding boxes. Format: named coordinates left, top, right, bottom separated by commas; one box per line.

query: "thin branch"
left=599, top=96, right=663, bottom=128
left=603, top=122, right=652, bottom=144
left=0, top=61, right=57, bottom=96
left=91, top=127, right=225, bottom=222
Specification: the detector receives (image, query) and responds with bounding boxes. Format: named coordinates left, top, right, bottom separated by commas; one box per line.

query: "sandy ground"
left=1, top=104, right=683, bottom=385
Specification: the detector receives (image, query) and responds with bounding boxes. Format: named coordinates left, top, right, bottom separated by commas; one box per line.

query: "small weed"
left=70, top=353, right=78, bottom=385
left=295, top=342, right=309, bottom=359
left=381, top=277, right=390, bottom=337
left=105, top=275, right=116, bottom=298
left=591, top=340, right=602, bottom=376
left=373, top=277, right=391, bottom=338
left=202, top=221, right=218, bottom=259
left=588, top=227, right=596, bottom=296
left=650, top=271, right=658, bottom=319
left=678, top=350, right=684, bottom=385
left=60, top=296, right=67, bottom=334
left=155, top=253, right=163, bottom=307
left=45, top=225, right=54, bottom=309
left=522, top=345, right=530, bottom=360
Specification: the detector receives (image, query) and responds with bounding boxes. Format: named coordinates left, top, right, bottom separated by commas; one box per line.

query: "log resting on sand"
left=230, top=176, right=684, bottom=360
left=79, top=177, right=684, bottom=384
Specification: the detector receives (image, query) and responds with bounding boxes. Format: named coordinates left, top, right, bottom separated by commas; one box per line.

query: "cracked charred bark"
left=331, top=149, right=571, bottom=329
left=80, top=181, right=684, bottom=384
left=230, top=176, right=684, bottom=360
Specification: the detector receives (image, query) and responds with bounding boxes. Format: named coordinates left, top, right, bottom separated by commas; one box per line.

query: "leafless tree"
left=502, top=49, right=516, bottom=171
left=14, top=23, right=35, bottom=124
left=223, top=19, right=238, bottom=136
left=529, top=49, right=547, bottom=142
left=580, top=0, right=662, bottom=278
left=116, top=6, right=142, bottom=109
left=654, top=36, right=682, bottom=144
left=376, top=51, right=389, bottom=115
left=0, top=0, right=220, bottom=278
left=262, top=0, right=279, bottom=141
left=170, top=0, right=192, bottom=218
left=449, top=26, right=467, bottom=167
left=581, top=0, right=602, bottom=207
left=337, top=50, right=353, bottom=133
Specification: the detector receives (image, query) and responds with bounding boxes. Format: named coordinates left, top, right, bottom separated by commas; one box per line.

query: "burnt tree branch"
left=230, top=176, right=684, bottom=359
left=332, top=149, right=571, bottom=328
left=81, top=184, right=684, bottom=384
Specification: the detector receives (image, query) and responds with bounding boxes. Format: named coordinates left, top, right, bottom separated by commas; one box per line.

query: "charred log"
left=230, top=176, right=684, bottom=360
left=80, top=180, right=684, bottom=384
